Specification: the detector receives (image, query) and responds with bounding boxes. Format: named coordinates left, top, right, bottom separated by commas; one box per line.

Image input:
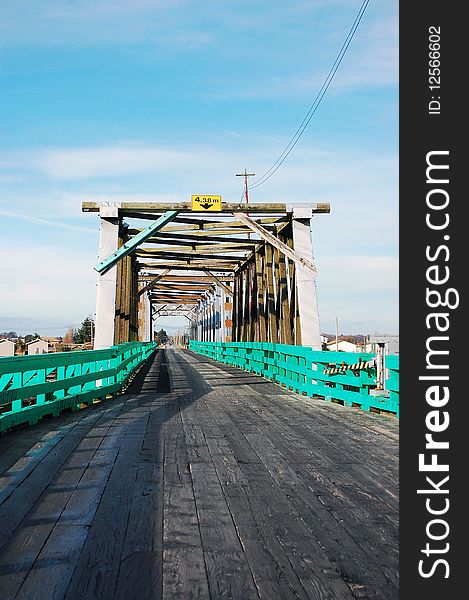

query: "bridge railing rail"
left=0, top=341, right=156, bottom=434
left=190, top=341, right=399, bottom=416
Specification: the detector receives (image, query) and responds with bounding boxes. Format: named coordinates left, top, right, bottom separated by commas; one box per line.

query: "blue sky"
left=0, top=0, right=398, bottom=336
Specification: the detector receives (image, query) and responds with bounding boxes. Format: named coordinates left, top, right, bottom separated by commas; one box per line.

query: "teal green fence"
left=385, top=354, right=399, bottom=410
left=0, top=341, right=156, bottom=434
left=190, top=341, right=399, bottom=417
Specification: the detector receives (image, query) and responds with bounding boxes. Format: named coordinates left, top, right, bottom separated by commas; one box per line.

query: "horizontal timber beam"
left=85, top=202, right=286, bottom=213
left=139, top=275, right=234, bottom=283
left=136, top=245, right=254, bottom=255
left=138, top=263, right=237, bottom=272
left=83, top=201, right=330, bottom=214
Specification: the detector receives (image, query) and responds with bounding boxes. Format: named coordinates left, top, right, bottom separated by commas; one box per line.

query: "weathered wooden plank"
left=0, top=418, right=121, bottom=598
left=162, top=483, right=210, bottom=599
left=0, top=406, right=120, bottom=551
left=64, top=412, right=149, bottom=599
left=114, top=462, right=164, bottom=600
left=11, top=525, right=89, bottom=600
left=222, top=398, right=398, bottom=596
left=189, top=461, right=259, bottom=598
left=178, top=350, right=399, bottom=597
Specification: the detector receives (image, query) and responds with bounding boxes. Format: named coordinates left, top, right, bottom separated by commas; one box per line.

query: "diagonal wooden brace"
left=236, top=213, right=317, bottom=275
left=95, top=210, right=179, bottom=275
left=203, top=271, right=233, bottom=296
left=138, top=269, right=171, bottom=297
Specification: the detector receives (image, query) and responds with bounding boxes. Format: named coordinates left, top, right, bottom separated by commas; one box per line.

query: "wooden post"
left=286, top=236, right=300, bottom=346
left=255, top=250, right=267, bottom=342
left=265, top=244, right=278, bottom=343
left=276, top=245, right=293, bottom=345
left=232, top=276, right=238, bottom=342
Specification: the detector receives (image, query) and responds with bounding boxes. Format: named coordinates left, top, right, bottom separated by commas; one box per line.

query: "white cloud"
left=0, top=210, right=95, bottom=233
left=1, top=141, right=398, bottom=252
left=316, top=255, right=399, bottom=334
left=317, top=255, right=398, bottom=293
left=0, top=242, right=97, bottom=320
left=9, top=144, right=228, bottom=180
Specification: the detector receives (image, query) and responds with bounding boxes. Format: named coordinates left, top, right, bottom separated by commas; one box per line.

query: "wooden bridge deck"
left=0, top=349, right=399, bottom=600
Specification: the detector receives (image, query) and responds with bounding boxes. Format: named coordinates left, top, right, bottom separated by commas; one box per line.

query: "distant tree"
left=0, top=331, right=18, bottom=339
left=24, top=332, right=40, bottom=344
left=63, top=327, right=75, bottom=344
left=155, top=328, right=168, bottom=345
left=73, top=317, right=94, bottom=344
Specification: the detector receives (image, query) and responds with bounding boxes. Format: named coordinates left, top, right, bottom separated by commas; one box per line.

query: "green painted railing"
left=190, top=341, right=399, bottom=417
left=385, top=354, right=399, bottom=410
left=0, top=341, right=156, bottom=434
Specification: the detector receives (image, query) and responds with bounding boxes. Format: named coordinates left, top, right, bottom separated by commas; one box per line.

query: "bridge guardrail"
left=0, top=341, right=156, bottom=434
left=189, top=341, right=399, bottom=417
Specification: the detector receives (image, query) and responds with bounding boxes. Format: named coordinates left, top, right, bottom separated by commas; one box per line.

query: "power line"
left=249, top=0, right=370, bottom=191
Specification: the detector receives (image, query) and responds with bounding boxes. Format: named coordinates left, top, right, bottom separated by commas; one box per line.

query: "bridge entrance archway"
left=83, top=201, right=329, bottom=350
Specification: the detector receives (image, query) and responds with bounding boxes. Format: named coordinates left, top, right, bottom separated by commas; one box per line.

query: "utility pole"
left=236, top=169, right=255, bottom=240
left=335, top=316, right=339, bottom=352
left=236, top=169, right=255, bottom=209
left=89, top=315, right=94, bottom=347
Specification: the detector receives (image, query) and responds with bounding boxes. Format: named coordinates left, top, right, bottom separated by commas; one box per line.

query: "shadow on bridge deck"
left=0, top=348, right=398, bottom=600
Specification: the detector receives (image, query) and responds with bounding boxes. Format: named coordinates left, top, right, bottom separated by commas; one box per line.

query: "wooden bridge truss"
left=82, top=201, right=330, bottom=350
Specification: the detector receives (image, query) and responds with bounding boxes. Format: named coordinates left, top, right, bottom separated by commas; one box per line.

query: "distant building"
left=0, top=339, right=15, bottom=357
left=27, top=339, right=49, bottom=355
left=326, top=339, right=359, bottom=353
left=40, top=336, right=61, bottom=352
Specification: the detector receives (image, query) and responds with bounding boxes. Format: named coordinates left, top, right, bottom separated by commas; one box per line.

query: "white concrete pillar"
left=292, top=208, right=321, bottom=349
left=94, top=206, right=119, bottom=349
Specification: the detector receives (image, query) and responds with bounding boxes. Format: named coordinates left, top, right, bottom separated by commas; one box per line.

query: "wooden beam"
left=126, top=218, right=286, bottom=235
left=142, top=233, right=259, bottom=245
left=235, top=213, right=317, bottom=276
left=83, top=201, right=330, bottom=214
left=135, top=251, right=241, bottom=262
left=255, top=249, right=267, bottom=342
left=138, top=269, right=171, bottom=297
left=276, top=245, right=293, bottom=345
left=84, top=202, right=290, bottom=213
left=138, top=262, right=238, bottom=271
left=136, top=244, right=253, bottom=254
left=265, top=244, right=278, bottom=343
left=151, top=282, right=212, bottom=291
left=203, top=271, right=232, bottom=296
left=139, top=275, right=233, bottom=284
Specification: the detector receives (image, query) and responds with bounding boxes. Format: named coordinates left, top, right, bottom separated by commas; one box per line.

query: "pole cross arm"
left=236, top=213, right=317, bottom=275
left=95, top=210, right=179, bottom=274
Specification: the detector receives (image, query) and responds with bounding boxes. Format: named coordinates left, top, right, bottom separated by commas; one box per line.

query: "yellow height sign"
left=191, top=195, right=222, bottom=211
